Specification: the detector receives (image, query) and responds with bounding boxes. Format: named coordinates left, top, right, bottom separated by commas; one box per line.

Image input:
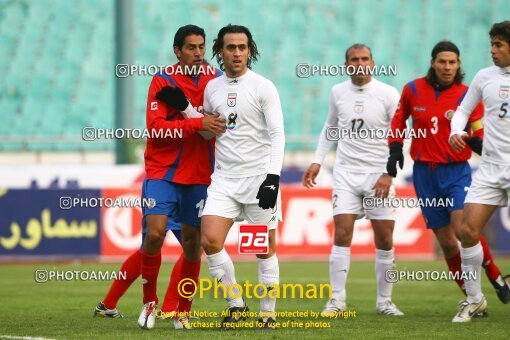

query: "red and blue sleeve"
left=146, top=76, right=203, bottom=139
left=388, top=84, right=412, bottom=146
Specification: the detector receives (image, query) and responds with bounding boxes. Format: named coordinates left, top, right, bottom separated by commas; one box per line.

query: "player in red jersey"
left=93, top=25, right=225, bottom=331
left=137, top=24, right=226, bottom=330
left=387, top=41, right=509, bottom=305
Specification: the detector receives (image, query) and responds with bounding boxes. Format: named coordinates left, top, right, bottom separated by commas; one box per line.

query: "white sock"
left=375, top=248, right=395, bottom=306
left=206, top=249, right=244, bottom=308
left=461, top=242, right=484, bottom=303
left=258, top=254, right=279, bottom=319
left=330, top=245, right=350, bottom=302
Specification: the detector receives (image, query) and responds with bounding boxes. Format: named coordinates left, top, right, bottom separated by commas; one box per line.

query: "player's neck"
left=435, top=79, right=454, bottom=91
left=351, top=77, right=372, bottom=87
left=225, top=67, right=248, bottom=79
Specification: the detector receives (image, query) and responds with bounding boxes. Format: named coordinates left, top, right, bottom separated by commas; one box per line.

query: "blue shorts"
left=413, top=161, right=471, bottom=229
left=141, top=179, right=207, bottom=230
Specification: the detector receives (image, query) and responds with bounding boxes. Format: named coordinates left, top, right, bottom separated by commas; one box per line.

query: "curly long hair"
left=212, top=24, right=259, bottom=71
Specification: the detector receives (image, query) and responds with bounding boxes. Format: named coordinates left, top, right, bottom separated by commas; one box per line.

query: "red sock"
left=102, top=250, right=142, bottom=309
left=480, top=235, right=501, bottom=281
left=445, top=252, right=466, bottom=295
left=141, top=249, right=161, bottom=304
left=177, top=257, right=202, bottom=316
left=160, top=253, right=185, bottom=313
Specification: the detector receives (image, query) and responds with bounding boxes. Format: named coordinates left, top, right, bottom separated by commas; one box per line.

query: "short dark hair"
left=212, top=24, right=259, bottom=71
left=426, top=40, right=464, bottom=85
left=344, top=44, right=372, bottom=63
left=489, top=21, right=510, bottom=45
left=173, top=24, right=205, bottom=50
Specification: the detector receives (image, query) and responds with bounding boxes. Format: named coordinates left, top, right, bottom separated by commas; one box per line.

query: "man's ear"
left=174, top=46, right=182, bottom=60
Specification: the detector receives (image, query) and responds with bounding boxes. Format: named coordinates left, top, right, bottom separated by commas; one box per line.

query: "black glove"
left=155, top=86, right=189, bottom=111
left=256, top=174, right=280, bottom=209
left=465, top=136, right=483, bottom=156
left=386, top=142, right=404, bottom=177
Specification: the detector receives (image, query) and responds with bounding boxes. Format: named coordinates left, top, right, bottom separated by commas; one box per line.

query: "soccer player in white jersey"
left=200, top=24, right=285, bottom=329
left=302, top=44, right=404, bottom=316
left=449, top=21, right=510, bottom=323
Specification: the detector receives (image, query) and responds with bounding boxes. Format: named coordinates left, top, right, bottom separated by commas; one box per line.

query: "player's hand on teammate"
left=448, top=133, right=467, bottom=152
left=386, top=142, right=404, bottom=177
left=201, top=113, right=226, bottom=136
left=155, top=86, right=189, bottom=111
left=302, top=163, right=321, bottom=189
left=449, top=133, right=483, bottom=155
left=373, top=173, right=392, bottom=198
left=256, top=174, right=280, bottom=209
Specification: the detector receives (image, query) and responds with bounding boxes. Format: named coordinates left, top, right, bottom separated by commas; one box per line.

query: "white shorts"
left=332, top=170, right=396, bottom=220
left=202, top=173, right=282, bottom=229
left=465, top=161, right=510, bottom=207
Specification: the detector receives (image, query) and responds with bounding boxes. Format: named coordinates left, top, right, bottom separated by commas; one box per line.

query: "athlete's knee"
left=374, top=233, right=393, bottom=250
left=143, top=229, right=165, bottom=254
left=459, top=220, right=481, bottom=245
left=201, top=232, right=223, bottom=255
left=145, top=227, right=165, bottom=246
left=334, top=225, right=353, bottom=246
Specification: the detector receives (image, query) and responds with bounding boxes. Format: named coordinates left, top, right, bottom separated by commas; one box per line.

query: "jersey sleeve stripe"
left=456, top=89, right=468, bottom=106
left=408, top=80, right=418, bottom=98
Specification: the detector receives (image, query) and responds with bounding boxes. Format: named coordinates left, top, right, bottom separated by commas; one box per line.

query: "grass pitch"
left=1, top=260, right=509, bottom=339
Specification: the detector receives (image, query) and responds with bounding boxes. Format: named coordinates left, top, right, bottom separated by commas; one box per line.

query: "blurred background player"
left=200, top=24, right=285, bottom=329
left=137, top=24, right=226, bottom=330
left=449, top=21, right=510, bottom=322
left=387, top=41, right=509, bottom=307
left=303, top=44, right=404, bottom=316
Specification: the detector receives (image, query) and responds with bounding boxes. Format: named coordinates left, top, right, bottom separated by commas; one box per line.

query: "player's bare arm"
left=302, top=163, right=320, bottom=189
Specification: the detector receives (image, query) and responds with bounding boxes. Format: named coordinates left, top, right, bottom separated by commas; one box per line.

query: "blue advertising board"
left=0, top=189, right=100, bottom=256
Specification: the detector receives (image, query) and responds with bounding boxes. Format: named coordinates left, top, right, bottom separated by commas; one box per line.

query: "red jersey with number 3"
left=144, top=63, right=222, bottom=184
left=388, top=77, right=484, bottom=164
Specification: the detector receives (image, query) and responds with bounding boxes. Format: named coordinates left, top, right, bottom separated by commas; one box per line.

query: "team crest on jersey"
left=444, top=109, right=455, bottom=120
left=227, top=93, right=237, bottom=107
left=147, top=198, right=156, bottom=209
left=499, top=85, right=509, bottom=99
left=150, top=101, right=158, bottom=110
left=354, top=101, right=364, bottom=113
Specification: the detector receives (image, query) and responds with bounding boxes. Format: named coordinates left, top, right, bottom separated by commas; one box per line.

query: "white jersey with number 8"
left=203, top=69, right=285, bottom=178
